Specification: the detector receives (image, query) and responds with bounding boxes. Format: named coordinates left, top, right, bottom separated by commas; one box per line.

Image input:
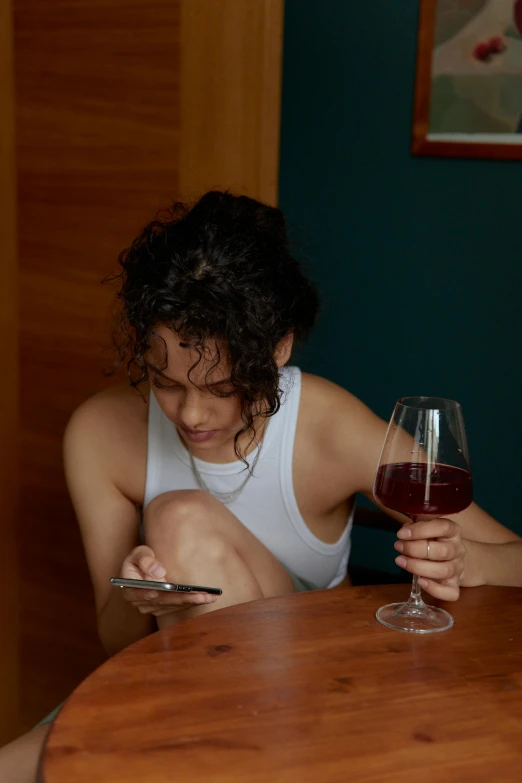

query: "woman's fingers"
left=418, top=576, right=460, bottom=602
left=148, top=592, right=216, bottom=606
left=120, top=545, right=167, bottom=581
left=120, top=588, right=159, bottom=604
left=397, top=518, right=459, bottom=541
left=394, top=554, right=461, bottom=581
left=137, top=554, right=167, bottom=580
left=394, top=517, right=466, bottom=594
left=119, top=546, right=217, bottom=616
left=132, top=591, right=217, bottom=614
left=394, top=538, right=463, bottom=562
left=125, top=591, right=159, bottom=605
left=122, top=588, right=215, bottom=606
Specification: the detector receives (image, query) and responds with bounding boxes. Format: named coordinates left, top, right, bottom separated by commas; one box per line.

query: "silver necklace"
left=188, top=435, right=265, bottom=505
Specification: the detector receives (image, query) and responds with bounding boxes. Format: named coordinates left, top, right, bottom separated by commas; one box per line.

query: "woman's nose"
left=177, top=390, right=209, bottom=430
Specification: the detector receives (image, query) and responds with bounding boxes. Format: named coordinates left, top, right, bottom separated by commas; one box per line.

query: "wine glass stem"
left=405, top=517, right=426, bottom=609
left=407, top=575, right=425, bottom=608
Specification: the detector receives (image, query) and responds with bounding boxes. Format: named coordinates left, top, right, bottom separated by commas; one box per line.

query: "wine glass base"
left=376, top=602, right=454, bottom=634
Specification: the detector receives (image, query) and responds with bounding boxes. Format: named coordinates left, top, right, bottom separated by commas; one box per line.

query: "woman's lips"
left=178, top=425, right=218, bottom=443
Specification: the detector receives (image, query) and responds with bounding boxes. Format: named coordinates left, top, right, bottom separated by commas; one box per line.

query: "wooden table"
left=40, top=585, right=522, bottom=783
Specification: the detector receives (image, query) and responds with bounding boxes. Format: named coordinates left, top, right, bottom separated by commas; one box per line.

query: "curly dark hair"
left=109, top=190, right=320, bottom=461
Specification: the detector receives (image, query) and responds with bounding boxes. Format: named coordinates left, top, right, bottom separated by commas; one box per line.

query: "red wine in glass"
left=374, top=462, right=473, bottom=519
left=373, top=397, right=473, bottom=634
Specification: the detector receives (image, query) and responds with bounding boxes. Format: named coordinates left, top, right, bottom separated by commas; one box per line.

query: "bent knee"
left=144, top=491, right=231, bottom=563
left=176, top=526, right=231, bottom=568
left=145, top=490, right=212, bottom=531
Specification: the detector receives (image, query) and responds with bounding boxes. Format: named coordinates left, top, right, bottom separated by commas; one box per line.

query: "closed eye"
left=212, top=387, right=236, bottom=398
left=206, top=377, right=236, bottom=397
left=151, top=372, right=235, bottom=396
left=153, top=378, right=182, bottom=391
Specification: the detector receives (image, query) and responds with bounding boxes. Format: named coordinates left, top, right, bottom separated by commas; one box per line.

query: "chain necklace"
left=188, top=433, right=265, bottom=506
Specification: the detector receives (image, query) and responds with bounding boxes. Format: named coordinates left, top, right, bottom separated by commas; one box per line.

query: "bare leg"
left=144, top=490, right=295, bottom=628
left=0, top=724, right=50, bottom=783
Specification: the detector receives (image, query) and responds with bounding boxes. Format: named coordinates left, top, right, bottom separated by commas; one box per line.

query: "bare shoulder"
left=300, top=372, right=360, bottom=409
left=298, top=372, right=388, bottom=495
left=300, top=372, right=383, bottom=435
left=66, top=383, right=148, bottom=448
left=64, top=383, right=148, bottom=503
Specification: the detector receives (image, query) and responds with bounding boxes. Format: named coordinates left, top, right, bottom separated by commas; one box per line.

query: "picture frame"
left=412, top=0, right=522, bottom=160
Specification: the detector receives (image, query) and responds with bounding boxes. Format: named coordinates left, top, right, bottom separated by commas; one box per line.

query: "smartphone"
left=110, top=577, right=222, bottom=596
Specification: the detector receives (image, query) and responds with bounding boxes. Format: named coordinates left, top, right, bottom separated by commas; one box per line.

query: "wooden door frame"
left=0, top=0, right=20, bottom=744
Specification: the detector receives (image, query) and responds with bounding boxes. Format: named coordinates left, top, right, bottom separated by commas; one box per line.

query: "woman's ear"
left=274, top=333, right=294, bottom=368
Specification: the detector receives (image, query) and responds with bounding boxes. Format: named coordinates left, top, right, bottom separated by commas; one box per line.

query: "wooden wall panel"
left=180, top=0, right=284, bottom=204
left=0, top=0, right=20, bottom=744
left=13, top=0, right=284, bottom=732
left=14, top=0, right=182, bottom=729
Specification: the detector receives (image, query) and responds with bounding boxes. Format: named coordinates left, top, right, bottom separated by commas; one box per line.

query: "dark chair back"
left=348, top=508, right=410, bottom=586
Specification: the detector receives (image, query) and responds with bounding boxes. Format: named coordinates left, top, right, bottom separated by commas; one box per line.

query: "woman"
left=2, top=191, right=521, bottom=781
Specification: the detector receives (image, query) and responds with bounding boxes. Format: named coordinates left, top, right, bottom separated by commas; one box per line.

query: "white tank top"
left=144, top=366, right=353, bottom=589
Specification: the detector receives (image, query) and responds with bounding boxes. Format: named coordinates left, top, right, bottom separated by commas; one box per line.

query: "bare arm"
left=310, top=376, right=522, bottom=589
left=461, top=538, right=522, bottom=587
left=63, top=395, right=154, bottom=656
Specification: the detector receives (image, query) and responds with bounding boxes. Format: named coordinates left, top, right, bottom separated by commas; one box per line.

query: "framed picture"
left=413, top=0, right=522, bottom=159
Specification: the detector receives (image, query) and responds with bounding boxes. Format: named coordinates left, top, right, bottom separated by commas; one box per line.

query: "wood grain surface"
left=14, top=0, right=183, bottom=726
left=42, top=585, right=522, bottom=783
left=13, top=0, right=283, bottom=729
left=180, top=0, right=284, bottom=203
left=0, top=0, right=20, bottom=744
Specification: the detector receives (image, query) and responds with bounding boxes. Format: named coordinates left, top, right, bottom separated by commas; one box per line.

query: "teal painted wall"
left=279, top=0, right=522, bottom=568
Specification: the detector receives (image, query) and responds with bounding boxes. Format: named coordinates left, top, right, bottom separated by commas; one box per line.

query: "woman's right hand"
left=119, top=545, right=217, bottom=617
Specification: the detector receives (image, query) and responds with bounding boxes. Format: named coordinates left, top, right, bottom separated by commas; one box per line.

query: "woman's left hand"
left=394, top=518, right=467, bottom=601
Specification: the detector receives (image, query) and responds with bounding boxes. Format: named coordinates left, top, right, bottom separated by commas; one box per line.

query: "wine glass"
left=373, top=397, right=473, bottom=634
